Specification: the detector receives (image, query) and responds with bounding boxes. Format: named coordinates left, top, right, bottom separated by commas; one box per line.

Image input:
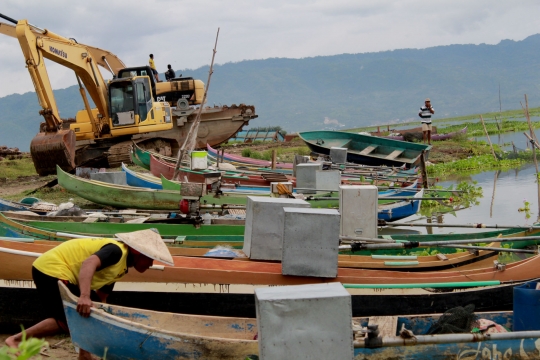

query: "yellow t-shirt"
left=149, top=58, right=156, bottom=70
left=33, top=238, right=129, bottom=290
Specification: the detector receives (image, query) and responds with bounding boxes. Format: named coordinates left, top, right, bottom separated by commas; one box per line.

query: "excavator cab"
left=106, top=74, right=172, bottom=137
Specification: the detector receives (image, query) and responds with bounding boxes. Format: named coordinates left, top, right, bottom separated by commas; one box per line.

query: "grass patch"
left=0, top=156, right=39, bottom=179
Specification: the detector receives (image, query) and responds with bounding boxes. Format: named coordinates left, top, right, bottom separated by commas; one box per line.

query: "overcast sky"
left=0, top=0, right=539, bottom=98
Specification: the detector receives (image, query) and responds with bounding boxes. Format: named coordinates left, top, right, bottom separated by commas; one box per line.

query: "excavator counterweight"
left=30, top=129, right=76, bottom=176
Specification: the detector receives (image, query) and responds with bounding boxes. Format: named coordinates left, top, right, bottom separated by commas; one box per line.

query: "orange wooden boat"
left=0, top=238, right=537, bottom=286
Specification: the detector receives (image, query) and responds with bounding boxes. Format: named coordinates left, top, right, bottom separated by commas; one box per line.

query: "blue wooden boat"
left=59, top=280, right=540, bottom=360
left=121, top=163, right=162, bottom=189
left=60, top=282, right=259, bottom=360
left=378, top=188, right=423, bottom=222
left=298, top=130, right=431, bottom=168
left=0, top=198, right=28, bottom=212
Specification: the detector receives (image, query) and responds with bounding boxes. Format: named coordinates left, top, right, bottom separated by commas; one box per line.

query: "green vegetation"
left=240, top=146, right=311, bottom=162
left=0, top=328, right=48, bottom=360
left=347, top=107, right=540, bottom=134
left=0, top=156, right=43, bottom=180
left=441, top=120, right=540, bottom=137
left=427, top=154, right=531, bottom=177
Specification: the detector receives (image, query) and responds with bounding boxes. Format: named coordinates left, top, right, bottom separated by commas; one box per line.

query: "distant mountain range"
left=1, top=34, right=540, bottom=150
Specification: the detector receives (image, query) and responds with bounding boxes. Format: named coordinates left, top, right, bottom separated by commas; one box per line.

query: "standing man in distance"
left=419, top=98, right=435, bottom=145
left=148, top=54, right=160, bottom=82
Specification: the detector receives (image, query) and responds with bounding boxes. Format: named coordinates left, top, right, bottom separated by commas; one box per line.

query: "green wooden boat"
left=298, top=130, right=431, bottom=168
left=0, top=213, right=245, bottom=238
left=58, top=165, right=259, bottom=209
left=2, top=212, right=540, bottom=256
left=130, top=146, right=149, bottom=169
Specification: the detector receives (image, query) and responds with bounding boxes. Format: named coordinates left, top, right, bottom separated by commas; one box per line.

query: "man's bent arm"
left=77, top=255, right=102, bottom=317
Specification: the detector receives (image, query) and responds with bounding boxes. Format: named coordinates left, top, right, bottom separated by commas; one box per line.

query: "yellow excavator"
left=0, top=14, right=211, bottom=175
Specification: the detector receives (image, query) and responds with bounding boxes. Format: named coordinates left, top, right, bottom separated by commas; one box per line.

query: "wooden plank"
left=386, top=149, right=404, bottom=160
left=368, top=316, right=398, bottom=337
left=359, top=145, right=378, bottom=155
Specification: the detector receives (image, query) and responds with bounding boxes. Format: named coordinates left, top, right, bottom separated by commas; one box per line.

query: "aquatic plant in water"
left=518, top=199, right=531, bottom=220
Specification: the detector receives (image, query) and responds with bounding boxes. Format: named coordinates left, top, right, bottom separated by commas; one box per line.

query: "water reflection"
left=395, top=163, right=539, bottom=235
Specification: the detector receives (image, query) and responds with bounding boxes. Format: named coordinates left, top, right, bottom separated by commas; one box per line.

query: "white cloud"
left=0, top=0, right=539, bottom=97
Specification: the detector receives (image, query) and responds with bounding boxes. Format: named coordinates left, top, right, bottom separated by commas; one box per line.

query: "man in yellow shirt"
left=5, top=229, right=173, bottom=360
left=149, top=53, right=160, bottom=82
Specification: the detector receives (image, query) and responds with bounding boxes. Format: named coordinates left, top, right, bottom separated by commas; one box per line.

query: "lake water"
left=396, top=162, right=540, bottom=235
left=473, top=127, right=540, bottom=151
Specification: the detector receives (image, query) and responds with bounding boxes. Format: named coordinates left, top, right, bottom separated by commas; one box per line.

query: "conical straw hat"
left=115, top=228, right=174, bottom=266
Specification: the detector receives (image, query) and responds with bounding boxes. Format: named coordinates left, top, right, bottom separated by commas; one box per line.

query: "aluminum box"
left=281, top=207, right=340, bottom=277
left=255, top=283, right=353, bottom=360
left=330, top=146, right=347, bottom=164
left=339, top=185, right=378, bottom=239
left=243, top=196, right=311, bottom=260
left=296, top=163, right=322, bottom=194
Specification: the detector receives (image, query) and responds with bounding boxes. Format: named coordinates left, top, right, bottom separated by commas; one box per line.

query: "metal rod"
left=0, top=13, right=18, bottom=24
left=341, top=235, right=540, bottom=245
left=380, top=221, right=538, bottom=229
left=355, top=330, right=540, bottom=349
left=340, top=242, right=539, bottom=254
left=309, top=196, right=445, bottom=201
left=101, top=55, right=115, bottom=76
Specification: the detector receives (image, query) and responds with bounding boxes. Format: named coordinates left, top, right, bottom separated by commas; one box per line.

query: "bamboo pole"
left=173, top=28, right=220, bottom=180
left=344, top=281, right=501, bottom=290
left=271, top=149, right=276, bottom=170
left=490, top=170, right=500, bottom=218
left=479, top=115, right=497, bottom=161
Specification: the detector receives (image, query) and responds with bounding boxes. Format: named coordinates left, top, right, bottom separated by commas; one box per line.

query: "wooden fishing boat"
left=207, top=144, right=293, bottom=169
left=59, top=282, right=259, bottom=360
left=2, top=232, right=540, bottom=286
left=161, top=172, right=418, bottom=197
left=383, top=125, right=468, bottom=141
left=0, top=236, right=504, bottom=273
left=121, top=163, right=162, bottom=189
left=298, top=130, right=431, bottom=168
left=3, top=211, right=540, bottom=254
left=59, top=282, right=540, bottom=360
left=0, top=198, right=28, bottom=212
left=150, top=154, right=295, bottom=186
left=131, top=143, right=151, bottom=170
left=0, top=275, right=535, bottom=332
left=58, top=166, right=254, bottom=209
left=57, top=166, right=182, bottom=210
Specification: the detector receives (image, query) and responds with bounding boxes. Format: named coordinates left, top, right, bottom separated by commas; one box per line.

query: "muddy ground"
left=0, top=176, right=51, bottom=198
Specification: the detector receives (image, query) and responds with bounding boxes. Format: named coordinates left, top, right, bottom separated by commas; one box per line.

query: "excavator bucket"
left=30, top=129, right=77, bottom=176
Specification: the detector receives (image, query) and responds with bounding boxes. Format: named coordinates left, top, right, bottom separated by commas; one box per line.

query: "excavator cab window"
left=134, top=77, right=154, bottom=122
left=109, top=81, right=136, bottom=126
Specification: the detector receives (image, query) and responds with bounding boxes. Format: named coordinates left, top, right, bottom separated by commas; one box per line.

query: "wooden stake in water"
left=523, top=94, right=540, bottom=218
left=173, top=28, right=220, bottom=180
left=479, top=115, right=497, bottom=161
left=420, top=150, right=429, bottom=189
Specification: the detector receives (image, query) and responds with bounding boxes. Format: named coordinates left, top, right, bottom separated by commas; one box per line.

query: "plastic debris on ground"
left=47, top=202, right=86, bottom=217
left=203, top=245, right=246, bottom=258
